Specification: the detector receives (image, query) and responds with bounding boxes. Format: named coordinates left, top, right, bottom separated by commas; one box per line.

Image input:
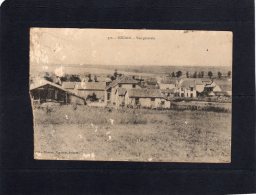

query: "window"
left=151, top=98, right=155, bottom=101
left=118, top=84, right=122, bottom=87
left=190, top=87, right=193, bottom=91
left=161, top=101, right=165, bottom=105
left=132, top=84, right=136, bottom=88
left=190, top=93, right=193, bottom=98
left=107, top=92, right=111, bottom=100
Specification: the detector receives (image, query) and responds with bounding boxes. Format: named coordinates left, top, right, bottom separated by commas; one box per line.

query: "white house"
left=177, top=78, right=205, bottom=98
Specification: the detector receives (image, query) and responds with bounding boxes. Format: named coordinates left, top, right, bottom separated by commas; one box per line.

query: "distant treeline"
left=34, top=69, right=231, bottom=85
left=169, top=70, right=231, bottom=79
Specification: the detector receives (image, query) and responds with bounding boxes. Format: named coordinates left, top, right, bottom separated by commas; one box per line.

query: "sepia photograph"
left=30, top=28, right=232, bottom=162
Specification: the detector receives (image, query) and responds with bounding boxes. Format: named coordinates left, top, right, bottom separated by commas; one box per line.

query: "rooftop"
left=62, top=82, right=77, bottom=89
left=179, top=78, right=204, bottom=89
left=214, top=79, right=232, bottom=92
left=127, top=88, right=164, bottom=98
left=106, top=75, right=139, bottom=90
left=30, top=80, right=85, bottom=100
left=76, top=82, right=106, bottom=90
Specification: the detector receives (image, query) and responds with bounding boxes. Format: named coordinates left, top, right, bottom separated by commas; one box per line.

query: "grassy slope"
left=34, top=106, right=231, bottom=162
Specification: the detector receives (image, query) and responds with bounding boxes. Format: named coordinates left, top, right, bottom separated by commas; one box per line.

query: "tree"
left=176, top=71, right=182, bottom=78
left=44, top=76, right=53, bottom=82
left=208, top=71, right=213, bottom=78
left=114, top=69, right=118, bottom=79
left=88, top=74, right=93, bottom=82
left=110, top=76, right=116, bottom=81
left=171, top=72, right=176, bottom=77
left=186, top=71, right=189, bottom=78
left=200, top=71, right=204, bottom=78
left=94, top=75, right=98, bottom=82
left=70, top=75, right=81, bottom=82
left=43, top=72, right=53, bottom=82
left=60, top=75, right=67, bottom=82
left=193, top=72, right=197, bottom=78
left=227, top=71, right=231, bottom=78
left=217, top=71, right=222, bottom=79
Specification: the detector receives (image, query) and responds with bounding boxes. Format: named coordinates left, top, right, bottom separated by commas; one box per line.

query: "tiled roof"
left=106, top=75, right=139, bottom=90
left=127, top=88, right=164, bottom=98
left=62, top=82, right=77, bottom=89
left=201, top=79, right=213, bottom=85
left=160, top=88, right=176, bottom=94
left=214, top=79, right=232, bottom=92
left=219, top=84, right=232, bottom=92
left=30, top=80, right=85, bottom=100
left=76, top=82, right=106, bottom=90
left=160, top=78, right=177, bottom=84
left=179, top=78, right=204, bottom=89
left=30, top=80, right=67, bottom=91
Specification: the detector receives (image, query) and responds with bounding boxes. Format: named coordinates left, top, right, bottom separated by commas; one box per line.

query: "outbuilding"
left=30, top=80, right=85, bottom=105
left=125, top=88, right=171, bottom=109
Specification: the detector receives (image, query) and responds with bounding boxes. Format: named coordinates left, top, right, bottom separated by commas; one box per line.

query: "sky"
left=30, top=28, right=232, bottom=68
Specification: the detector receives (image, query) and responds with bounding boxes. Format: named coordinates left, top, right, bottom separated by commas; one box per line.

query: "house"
left=158, top=78, right=177, bottom=90
left=30, top=80, right=85, bottom=105
left=144, top=78, right=159, bottom=89
left=202, top=79, right=215, bottom=93
left=114, top=88, right=127, bottom=107
left=177, top=78, right=205, bottom=98
left=125, top=88, right=171, bottom=109
left=75, top=81, right=106, bottom=102
left=213, top=79, right=232, bottom=97
left=105, top=75, right=141, bottom=105
left=160, top=88, right=176, bottom=98
left=62, top=82, right=77, bottom=93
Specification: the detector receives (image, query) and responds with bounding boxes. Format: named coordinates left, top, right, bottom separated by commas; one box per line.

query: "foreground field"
left=33, top=106, right=231, bottom=162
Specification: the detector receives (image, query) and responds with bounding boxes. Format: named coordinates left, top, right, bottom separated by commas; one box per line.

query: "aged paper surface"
left=30, top=28, right=232, bottom=162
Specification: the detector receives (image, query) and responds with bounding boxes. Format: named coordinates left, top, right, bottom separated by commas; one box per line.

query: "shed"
left=30, top=80, right=85, bottom=105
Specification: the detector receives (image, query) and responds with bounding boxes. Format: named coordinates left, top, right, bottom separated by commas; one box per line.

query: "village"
left=31, top=67, right=232, bottom=162
left=30, top=68, right=232, bottom=110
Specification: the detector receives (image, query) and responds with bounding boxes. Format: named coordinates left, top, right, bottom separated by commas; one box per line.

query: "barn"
left=30, top=80, right=85, bottom=105
left=75, top=81, right=106, bottom=102
left=62, top=82, right=77, bottom=93
left=125, top=88, right=171, bottom=109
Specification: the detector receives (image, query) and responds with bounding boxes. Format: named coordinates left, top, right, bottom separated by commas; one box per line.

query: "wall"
left=110, top=83, right=141, bottom=105
left=213, top=85, right=222, bottom=92
left=179, top=88, right=197, bottom=98
left=195, top=84, right=204, bottom=93
left=68, top=95, right=85, bottom=105
left=77, top=90, right=105, bottom=100
left=115, top=95, right=125, bottom=107
left=159, top=83, right=175, bottom=90
left=125, top=95, right=170, bottom=109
